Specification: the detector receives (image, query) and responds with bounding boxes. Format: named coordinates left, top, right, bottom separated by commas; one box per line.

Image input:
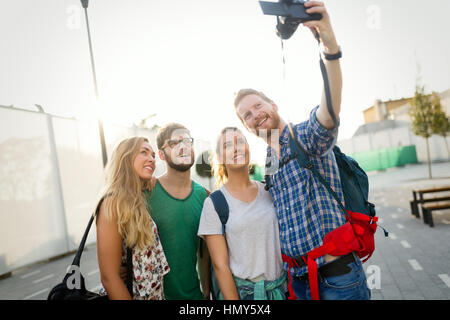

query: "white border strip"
left=408, top=259, right=423, bottom=271
left=32, top=274, right=54, bottom=284
left=20, top=270, right=41, bottom=279
left=23, top=288, right=49, bottom=300
left=438, top=274, right=450, bottom=288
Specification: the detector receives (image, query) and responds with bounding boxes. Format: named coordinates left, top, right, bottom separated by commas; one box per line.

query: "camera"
left=259, top=0, right=322, bottom=39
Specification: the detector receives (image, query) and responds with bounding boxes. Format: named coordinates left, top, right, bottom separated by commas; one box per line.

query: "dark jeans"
left=291, top=255, right=371, bottom=300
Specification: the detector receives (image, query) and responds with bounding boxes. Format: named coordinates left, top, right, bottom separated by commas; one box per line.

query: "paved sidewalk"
left=0, top=162, right=449, bottom=300
left=363, top=161, right=450, bottom=300
left=0, top=243, right=101, bottom=300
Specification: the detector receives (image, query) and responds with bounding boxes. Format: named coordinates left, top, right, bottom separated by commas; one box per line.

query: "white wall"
left=0, top=108, right=68, bottom=275
left=52, top=117, right=105, bottom=251
left=352, top=134, right=372, bottom=153
left=0, top=110, right=152, bottom=275
left=0, top=107, right=216, bottom=275
left=411, top=134, right=450, bottom=163
left=338, top=125, right=450, bottom=163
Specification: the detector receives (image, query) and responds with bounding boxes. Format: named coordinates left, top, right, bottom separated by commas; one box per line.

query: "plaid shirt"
left=265, top=106, right=346, bottom=277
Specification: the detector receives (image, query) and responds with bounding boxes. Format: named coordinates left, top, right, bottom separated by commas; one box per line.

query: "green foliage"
left=408, top=85, right=448, bottom=138
left=434, top=108, right=450, bottom=138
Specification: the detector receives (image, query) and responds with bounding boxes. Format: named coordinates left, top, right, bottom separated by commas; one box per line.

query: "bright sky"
left=2, top=0, right=450, bottom=164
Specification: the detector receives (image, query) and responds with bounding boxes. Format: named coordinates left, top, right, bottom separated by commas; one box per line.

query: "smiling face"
left=160, top=130, right=195, bottom=172
left=133, top=141, right=156, bottom=180
left=236, top=94, right=282, bottom=139
left=218, top=129, right=250, bottom=171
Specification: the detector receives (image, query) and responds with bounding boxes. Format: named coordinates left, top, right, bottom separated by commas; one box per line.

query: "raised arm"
left=303, top=1, right=342, bottom=130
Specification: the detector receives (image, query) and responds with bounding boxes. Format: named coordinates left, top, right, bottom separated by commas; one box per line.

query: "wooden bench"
left=410, top=186, right=450, bottom=221
left=410, top=196, right=450, bottom=218
left=421, top=202, right=450, bottom=227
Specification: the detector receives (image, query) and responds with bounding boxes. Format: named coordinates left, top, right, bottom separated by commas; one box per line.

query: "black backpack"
left=286, top=123, right=388, bottom=239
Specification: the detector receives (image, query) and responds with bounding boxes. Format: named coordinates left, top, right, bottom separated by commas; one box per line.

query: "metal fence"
left=0, top=105, right=212, bottom=276
left=348, top=145, right=418, bottom=172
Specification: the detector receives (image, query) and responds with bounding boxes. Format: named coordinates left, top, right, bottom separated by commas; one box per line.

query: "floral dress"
left=99, top=220, right=170, bottom=300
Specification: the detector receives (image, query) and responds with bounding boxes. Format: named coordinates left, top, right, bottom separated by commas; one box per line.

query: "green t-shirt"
left=145, top=180, right=207, bottom=300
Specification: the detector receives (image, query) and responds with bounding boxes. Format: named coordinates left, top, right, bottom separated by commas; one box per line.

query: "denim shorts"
left=291, top=254, right=371, bottom=300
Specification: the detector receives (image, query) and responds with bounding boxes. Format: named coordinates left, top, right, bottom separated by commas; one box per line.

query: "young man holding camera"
left=234, top=1, right=370, bottom=300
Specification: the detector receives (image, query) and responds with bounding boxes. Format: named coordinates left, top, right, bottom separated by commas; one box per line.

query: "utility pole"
left=80, top=0, right=108, bottom=167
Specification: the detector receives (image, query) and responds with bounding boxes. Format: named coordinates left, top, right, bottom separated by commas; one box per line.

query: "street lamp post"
left=80, top=0, right=108, bottom=168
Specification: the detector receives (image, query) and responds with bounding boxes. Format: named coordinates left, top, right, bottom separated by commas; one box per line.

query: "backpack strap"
left=199, top=187, right=211, bottom=259
left=287, top=123, right=349, bottom=221
left=209, top=190, right=229, bottom=234
left=70, top=195, right=133, bottom=296
left=208, top=190, right=229, bottom=300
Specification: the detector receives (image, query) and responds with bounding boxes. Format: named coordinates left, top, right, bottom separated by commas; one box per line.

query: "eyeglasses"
left=163, top=137, right=194, bottom=149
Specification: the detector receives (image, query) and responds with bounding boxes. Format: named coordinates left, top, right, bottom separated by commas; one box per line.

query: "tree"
left=408, top=86, right=449, bottom=178
left=427, top=92, right=450, bottom=160
left=434, top=108, right=450, bottom=159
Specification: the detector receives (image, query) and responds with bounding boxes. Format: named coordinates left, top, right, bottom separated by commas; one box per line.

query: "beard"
left=254, top=111, right=281, bottom=140
left=164, top=150, right=195, bottom=172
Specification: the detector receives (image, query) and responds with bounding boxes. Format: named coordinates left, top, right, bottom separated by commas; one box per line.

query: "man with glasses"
left=145, top=123, right=210, bottom=300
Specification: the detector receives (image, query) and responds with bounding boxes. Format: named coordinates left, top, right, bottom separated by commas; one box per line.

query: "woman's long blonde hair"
left=211, top=127, right=249, bottom=189
left=97, top=137, right=155, bottom=250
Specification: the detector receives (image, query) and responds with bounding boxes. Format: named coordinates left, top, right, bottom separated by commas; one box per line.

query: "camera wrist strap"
left=313, top=30, right=339, bottom=128
left=279, top=30, right=339, bottom=130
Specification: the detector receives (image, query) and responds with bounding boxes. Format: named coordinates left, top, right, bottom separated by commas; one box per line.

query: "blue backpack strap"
left=287, top=123, right=348, bottom=218
left=209, top=190, right=229, bottom=234
left=208, top=190, right=229, bottom=300
left=287, top=123, right=314, bottom=170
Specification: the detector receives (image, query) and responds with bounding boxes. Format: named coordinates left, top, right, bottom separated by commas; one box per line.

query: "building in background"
left=363, top=89, right=450, bottom=124
left=363, top=97, right=413, bottom=124
left=338, top=89, right=450, bottom=171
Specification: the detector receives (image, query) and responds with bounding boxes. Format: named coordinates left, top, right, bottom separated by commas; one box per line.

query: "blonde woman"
left=96, top=137, right=169, bottom=300
left=197, top=127, right=286, bottom=300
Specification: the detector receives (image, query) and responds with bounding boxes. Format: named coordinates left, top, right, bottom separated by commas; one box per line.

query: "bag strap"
left=266, top=31, right=340, bottom=191
left=287, top=124, right=350, bottom=222
left=199, top=187, right=211, bottom=259
left=286, top=29, right=345, bottom=218
left=313, top=30, right=339, bottom=128
left=209, top=190, right=229, bottom=234
left=70, top=196, right=133, bottom=295
left=71, top=198, right=105, bottom=267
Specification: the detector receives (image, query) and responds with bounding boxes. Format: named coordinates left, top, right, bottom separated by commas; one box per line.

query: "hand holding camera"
left=259, top=1, right=339, bottom=54
left=303, top=1, right=339, bottom=54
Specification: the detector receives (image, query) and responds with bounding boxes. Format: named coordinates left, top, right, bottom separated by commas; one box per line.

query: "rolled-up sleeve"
left=296, top=105, right=339, bottom=157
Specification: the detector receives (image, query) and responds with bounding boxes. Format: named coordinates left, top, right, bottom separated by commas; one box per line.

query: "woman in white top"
left=198, top=127, right=286, bottom=300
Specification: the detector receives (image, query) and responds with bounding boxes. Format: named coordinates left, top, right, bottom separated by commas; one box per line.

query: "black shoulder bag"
left=47, top=197, right=133, bottom=300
